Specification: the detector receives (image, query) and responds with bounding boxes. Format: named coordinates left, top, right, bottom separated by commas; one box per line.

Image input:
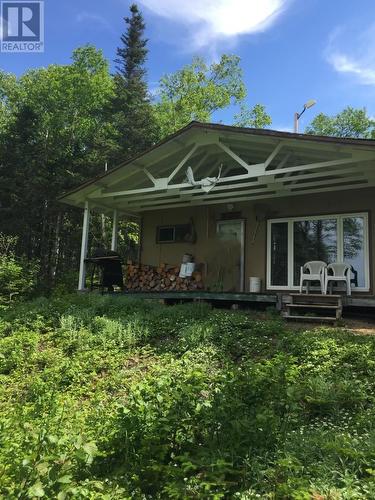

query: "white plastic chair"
left=325, top=263, right=352, bottom=296
left=300, top=261, right=327, bottom=294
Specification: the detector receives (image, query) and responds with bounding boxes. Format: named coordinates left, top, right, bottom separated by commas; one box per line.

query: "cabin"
left=59, top=121, right=375, bottom=315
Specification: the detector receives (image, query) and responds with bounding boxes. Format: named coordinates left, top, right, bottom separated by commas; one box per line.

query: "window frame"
left=266, top=212, right=370, bottom=291
left=156, top=224, right=193, bottom=244
left=156, top=225, right=176, bottom=243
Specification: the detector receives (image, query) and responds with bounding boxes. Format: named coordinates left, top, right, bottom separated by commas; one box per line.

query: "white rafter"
left=132, top=180, right=374, bottom=212
left=97, top=152, right=373, bottom=201
left=217, top=140, right=263, bottom=173
left=120, top=173, right=367, bottom=210
left=79, top=130, right=375, bottom=216
left=143, top=168, right=157, bottom=185
left=264, top=142, right=283, bottom=169
left=167, top=143, right=199, bottom=183
left=274, top=152, right=291, bottom=171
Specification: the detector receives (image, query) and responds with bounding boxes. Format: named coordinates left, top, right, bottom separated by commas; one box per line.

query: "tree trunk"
left=50, top=211, right=62, bottom=285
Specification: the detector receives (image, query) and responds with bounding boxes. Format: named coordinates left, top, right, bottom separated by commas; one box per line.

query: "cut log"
left=124, top=261, right=205, bottom=292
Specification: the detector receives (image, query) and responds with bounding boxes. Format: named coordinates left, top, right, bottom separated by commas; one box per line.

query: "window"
left=270, top=222, right=288, bottom=286
left=267, top=213, right=369, bottom=291
left=293, top=219, right=337, bottom=286
left=343, top=216, right=366, bottom=288
left=157, top=226, right=175, bottom=243
left=156, top=224, right=193, bottom=244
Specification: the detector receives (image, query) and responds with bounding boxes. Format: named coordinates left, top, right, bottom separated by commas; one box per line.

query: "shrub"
left=0, top=233, right=38, bottom=305
left=1, top=294, right=375, bottom=497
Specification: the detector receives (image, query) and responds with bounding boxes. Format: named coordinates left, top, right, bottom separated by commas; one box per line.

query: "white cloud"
left=328, top=53, right=375, bottom=85
left=76, top=12, right=115, bottom=33
left=326, top=25, right=375, bottom=86
left=138, top=0, right=291, bottom=48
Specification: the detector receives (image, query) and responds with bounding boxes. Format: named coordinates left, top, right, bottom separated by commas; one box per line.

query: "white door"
left=216, top=220, right=245, bottom=292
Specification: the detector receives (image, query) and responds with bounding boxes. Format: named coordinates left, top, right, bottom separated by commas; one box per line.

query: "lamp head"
left=304, top=99, right=317, bottom=110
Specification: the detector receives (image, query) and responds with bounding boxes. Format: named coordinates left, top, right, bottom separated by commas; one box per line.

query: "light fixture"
left=294, top=99, right=317, bottom=133
left=304, top=99, right=317, bottom=110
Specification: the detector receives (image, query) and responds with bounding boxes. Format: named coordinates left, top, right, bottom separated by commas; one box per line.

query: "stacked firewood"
left=125, top=261, right=204, bottom=292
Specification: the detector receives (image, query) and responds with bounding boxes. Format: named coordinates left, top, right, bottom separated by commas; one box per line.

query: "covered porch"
left=58, top=122, right=375, bottom=310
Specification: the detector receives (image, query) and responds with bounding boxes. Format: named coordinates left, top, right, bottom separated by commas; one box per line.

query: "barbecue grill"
left=85, top=249, right=124, bottom=292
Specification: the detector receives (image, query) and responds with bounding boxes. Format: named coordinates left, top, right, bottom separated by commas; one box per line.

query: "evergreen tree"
left=112, top=4, right=156, bottom=162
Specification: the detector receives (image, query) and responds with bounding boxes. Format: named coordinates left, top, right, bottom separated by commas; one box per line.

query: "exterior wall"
left=140, top=187, right=375, bottom=294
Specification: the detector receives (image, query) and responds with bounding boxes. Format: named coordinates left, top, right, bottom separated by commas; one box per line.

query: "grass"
left=1, top=294, right=375, bottom=498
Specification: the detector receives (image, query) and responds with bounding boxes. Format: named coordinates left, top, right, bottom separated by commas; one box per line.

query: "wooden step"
left=290, top=294, right=342, bottom=307
left=287, top=304, right=339, bottom=310
left=290, top=293, right=341, bottom=298
left=283, top=313, right=338, bottom=323
left=284, top=294, right=344, bottom=321
left=291, top=295, right=341, bottom=302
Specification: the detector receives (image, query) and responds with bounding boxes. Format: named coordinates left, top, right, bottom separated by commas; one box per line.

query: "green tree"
left=0, top=45, right=116, bottom=286
left=154, top=55, right=247, bottom=138
left=234, top=103, right=272, bottom=128
left=306, top=106, right=375, bottom=138
left=112, top=4, right=156, bottom=161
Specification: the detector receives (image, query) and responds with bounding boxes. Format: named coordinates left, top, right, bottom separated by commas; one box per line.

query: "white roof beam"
left=134, top=180, right=374, bottom=212
left=167, top=143, right=199, bottom=183
left=217, top=140, right=264, bottom=174
left=108, top=164, right=368, bottom=206
left=264, top=142, right=283, bottom=170
left=96, top=156, right=372, bottom=200
left=94, top=146, right=375, bottom=200
left=124, top=173, right=366, bottom=209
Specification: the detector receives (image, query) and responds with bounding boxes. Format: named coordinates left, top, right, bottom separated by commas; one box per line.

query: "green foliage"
left=0, top=45, right=117, bottom=287
left=0, top=233, right=38, bottom=304
left=306, top=106, right=375, bottom=138
left=154, top=55, right=247, bottom=137
left=0, top=16, right=271, bottom=291
left=234, top=103, right=272, bottom=128
left=1, top=295, right=375, bottom=497
left=0, top=257, right=37, bottom=305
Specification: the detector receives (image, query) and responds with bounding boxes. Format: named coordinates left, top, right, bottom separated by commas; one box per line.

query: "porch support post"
left=78, top=200, right=90, bottom=291
left=111, top=209, right=119, bottom=252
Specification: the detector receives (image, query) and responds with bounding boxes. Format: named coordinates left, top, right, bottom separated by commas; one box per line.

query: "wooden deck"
left=119, top=290, right=375, bottom=311
left=122, top=290, right=278, bottom=304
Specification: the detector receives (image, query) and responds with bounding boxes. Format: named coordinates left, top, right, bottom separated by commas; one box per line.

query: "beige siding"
left=140, top=187, right=375, bottom=294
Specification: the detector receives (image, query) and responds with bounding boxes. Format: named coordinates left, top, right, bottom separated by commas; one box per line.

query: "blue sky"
left=1, top=0, right=375, bottom=131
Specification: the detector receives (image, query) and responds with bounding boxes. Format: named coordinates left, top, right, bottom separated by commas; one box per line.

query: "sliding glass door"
left=267, top=213, right=369, bottom=291
left=343, top=216, right=367, bottom=288
left=293, top=219, right=337, bottom=286
left=270, top=222, right=288, bottom=287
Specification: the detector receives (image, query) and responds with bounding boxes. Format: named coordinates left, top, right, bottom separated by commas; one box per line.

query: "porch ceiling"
left=59, top=122, right=375, bottom=216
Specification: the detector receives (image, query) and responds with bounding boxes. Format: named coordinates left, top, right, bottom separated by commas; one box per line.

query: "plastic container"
left=249, top=277, right=261, bottom=293
left=185, top=262, right=196, bottom=277
left=179, top=263, right=187, bottom=278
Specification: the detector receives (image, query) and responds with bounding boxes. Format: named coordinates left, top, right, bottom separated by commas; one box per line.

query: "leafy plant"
left=0, top=233, right=38, bottom=305
left=1, top=295, right=375, bottom=497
